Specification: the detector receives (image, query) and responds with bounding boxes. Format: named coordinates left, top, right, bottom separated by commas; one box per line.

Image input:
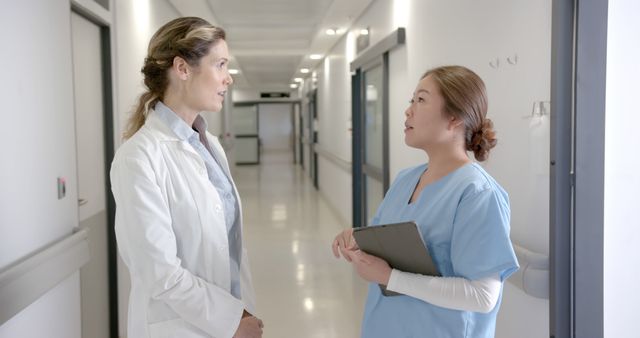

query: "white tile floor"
left=234, top=150, right=367, bottom=338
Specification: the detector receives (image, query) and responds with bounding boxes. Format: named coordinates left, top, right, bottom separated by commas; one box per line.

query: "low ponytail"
left=422, top=65, right=497, bottom=161
left=123, top=91, right=159, bottom=139
left=466, top=118, right=497, bottom=162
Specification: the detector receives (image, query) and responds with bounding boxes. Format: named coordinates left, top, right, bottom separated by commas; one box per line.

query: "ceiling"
left=168, top=0, right=373, bottom=92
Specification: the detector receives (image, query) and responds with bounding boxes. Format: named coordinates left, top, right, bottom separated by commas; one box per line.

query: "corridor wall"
left=603, top=0, right=640, bottom=335
left=0, top=0, right=81, bottom=337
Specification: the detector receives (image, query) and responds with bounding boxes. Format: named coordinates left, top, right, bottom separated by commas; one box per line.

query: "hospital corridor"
left=1, top=0, right=639, bottom=338
left=235, top=151, right=367, bottom=338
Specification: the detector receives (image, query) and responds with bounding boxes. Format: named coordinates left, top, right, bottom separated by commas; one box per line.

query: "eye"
left=417, top=97, right=425, bottom=103
left=216, top=60, right=227, bottom=69
left=409, top=99, right=415, bottom=104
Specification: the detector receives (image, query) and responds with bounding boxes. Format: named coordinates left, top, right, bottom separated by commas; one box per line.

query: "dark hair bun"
left=467, top=118, right=497, bottom=161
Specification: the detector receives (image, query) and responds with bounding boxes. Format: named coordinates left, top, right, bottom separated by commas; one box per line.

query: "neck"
left=162, top=92, right=198, bottom=126
left=423, top=144, right=471, bottom=175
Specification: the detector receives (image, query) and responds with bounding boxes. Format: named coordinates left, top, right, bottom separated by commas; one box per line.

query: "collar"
left=154, top=101, right=208, bottom=141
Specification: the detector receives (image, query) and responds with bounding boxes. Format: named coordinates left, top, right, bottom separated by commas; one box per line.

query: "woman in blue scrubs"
left=332, top=66, right=518, bottom=338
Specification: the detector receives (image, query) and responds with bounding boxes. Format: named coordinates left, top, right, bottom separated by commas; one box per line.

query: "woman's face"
left=184, top=40, right=233, bottom=113
left=403, top=75, right=453, bottom=150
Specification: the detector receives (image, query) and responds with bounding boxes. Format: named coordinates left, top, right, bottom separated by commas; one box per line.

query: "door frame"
left=70, top=3, right=118, bottom=337
left=232, top=99, right=302, bottom=165
left=350, top=28, right=404, bottom=228
left=307, top=89, right=319, bottom=189
left=550, top=0, right=608, bottom=336
left=355, top=58, right=389, bottom=227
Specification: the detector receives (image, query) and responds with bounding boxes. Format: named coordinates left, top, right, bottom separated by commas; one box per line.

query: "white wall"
left=311, top=50, right=353, bottom=223
left=258, top=103, right=293, bottom=151
left=114, top=0, right=178, bottom=145
left=112, top=2, right=179, bottom=336
left=604, top=0, right=640, bottom=336
left=0, top=0, right=80, bottom=337
left=305, top=0, right=552, bottom=336
left=305, top=1, right=398, bottom=224
left=0, top=274, right=82, bottom=338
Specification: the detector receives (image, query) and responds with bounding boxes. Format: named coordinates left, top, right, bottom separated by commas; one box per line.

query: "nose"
left=404, top=105, right=412, bottom=117
left=225, top=72, right=234, bottom=86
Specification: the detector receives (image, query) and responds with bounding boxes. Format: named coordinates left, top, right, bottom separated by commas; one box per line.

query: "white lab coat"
left=110, top=110, right=257, bottom=338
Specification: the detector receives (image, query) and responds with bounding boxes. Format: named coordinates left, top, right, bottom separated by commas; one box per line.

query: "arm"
left=346, top=249, right=501, bottom=313
left=387, top=270, right=501, bottom=313
left=111, top=156, right=244, bottom=337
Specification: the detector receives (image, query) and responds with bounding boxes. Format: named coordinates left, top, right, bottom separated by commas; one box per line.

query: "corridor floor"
left=233, top=150, right=367, bottom=338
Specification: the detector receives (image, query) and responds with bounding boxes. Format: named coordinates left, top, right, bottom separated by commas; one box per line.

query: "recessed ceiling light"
left=309, top=54, right=323, bottom=60
left=360, top=29, right=369, bottom=36
left=229, top=69, right=239, bottom=74
left=325, top=28, right=336, bottom=35
left=294, top=78, right=303, bottom=83
left=300, top=68, right=310, bottom=74
left=336, top=28, right=346, bottom=35
left=290, top=83, right=298, bottom=88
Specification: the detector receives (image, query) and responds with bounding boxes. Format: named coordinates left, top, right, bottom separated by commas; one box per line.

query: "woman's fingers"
left=339, top=243, right=353, bottom=262
left=331, top=238, right=340, bottom=258
left=332, top=229, right=356, bottom=261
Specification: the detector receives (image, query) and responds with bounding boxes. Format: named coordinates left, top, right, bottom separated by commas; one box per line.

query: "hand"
left=233, top=315, right=263, bottom=338
left=345, top=249, right=392, bottom=285
left=332, top=228, right=359, bottom=261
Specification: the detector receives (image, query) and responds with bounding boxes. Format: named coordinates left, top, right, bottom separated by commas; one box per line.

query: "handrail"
left=0, top=228, right=91, bottom=325
left=507, top=243, right=549, bottom=299
left=314, top=145, right=352, bottom=173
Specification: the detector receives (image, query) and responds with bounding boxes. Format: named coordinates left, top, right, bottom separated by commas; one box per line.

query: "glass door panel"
left=362, top=63, right=386, bottom=226
left=233, top=104, right=260, bottom=164
left=364, top=66, right=384, bottom=169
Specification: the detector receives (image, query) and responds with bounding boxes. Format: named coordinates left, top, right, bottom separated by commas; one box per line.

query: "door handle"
left=78, top=198, right=88, bottom=206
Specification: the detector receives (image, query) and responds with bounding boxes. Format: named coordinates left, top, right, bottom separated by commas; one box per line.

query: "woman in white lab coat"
left=110, top=17, right=262, bottom=338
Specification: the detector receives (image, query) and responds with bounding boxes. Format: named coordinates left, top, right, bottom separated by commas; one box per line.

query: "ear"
left=172, top=56, right=191, bottom=81
left=447, top=116, right=464, bottom=131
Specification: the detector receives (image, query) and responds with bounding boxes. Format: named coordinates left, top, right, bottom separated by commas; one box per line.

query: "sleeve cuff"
left=386, top=269, right=403, bottom=293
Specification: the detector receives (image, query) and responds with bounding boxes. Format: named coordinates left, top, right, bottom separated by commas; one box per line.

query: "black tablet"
left=353, top=221, right=440, bottom=296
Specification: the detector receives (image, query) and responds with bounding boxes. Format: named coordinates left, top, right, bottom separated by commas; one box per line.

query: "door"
left=71, top=11, right=110, bottom=338
left=353, top=58, right=389, bottom=227
left=307, top=90, right=319, bottom=188
left=233, top=104, right=260, bottom=164
left=362, top=63, right=386, bottom=224
left=258, top=103, right=294, bottom=152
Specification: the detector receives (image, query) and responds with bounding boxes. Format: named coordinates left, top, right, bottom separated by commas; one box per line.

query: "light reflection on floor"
left=234, top=150, right=367, bottom=338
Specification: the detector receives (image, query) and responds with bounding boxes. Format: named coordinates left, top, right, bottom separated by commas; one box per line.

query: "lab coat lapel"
left=175, top=140, right=229, bottom=282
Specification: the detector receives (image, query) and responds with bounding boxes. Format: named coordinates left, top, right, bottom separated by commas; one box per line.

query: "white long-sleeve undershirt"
left=386, top=270, right=502, bottom=313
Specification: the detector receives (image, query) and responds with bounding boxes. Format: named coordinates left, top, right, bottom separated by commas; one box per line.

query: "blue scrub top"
left=361, top=163, right=519, bottom=338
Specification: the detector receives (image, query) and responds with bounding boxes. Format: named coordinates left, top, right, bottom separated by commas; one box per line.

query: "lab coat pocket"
left=147, top=317, right=206, bottom=338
